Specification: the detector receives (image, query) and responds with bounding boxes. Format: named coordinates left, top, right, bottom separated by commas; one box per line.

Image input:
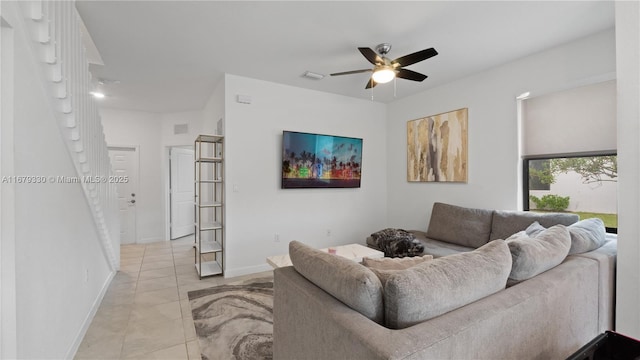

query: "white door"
left=170, top=147, right=195, bottom=239
left=108, top=147, right=138, bottom=245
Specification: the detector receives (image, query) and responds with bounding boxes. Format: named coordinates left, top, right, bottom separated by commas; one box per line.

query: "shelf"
left=198, top=201, right=222, bottom=208
left=196, top=134, right=223, bottom=143
left=194, top=134, right=224, bottom=279
left=200, top=221, right=222, bottom=231
left=196, top=157, right=223, bottom=163
left=195, top=261, right=222, bottom=277
left=196, top=240, right=222, bottom=254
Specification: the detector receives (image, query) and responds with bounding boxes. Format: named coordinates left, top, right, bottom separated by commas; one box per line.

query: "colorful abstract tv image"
left=282, top=131, right=363, bottom=188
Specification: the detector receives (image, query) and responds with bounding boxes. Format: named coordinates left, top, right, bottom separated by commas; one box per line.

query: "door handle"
left=129, top=199, right=136, bottom=204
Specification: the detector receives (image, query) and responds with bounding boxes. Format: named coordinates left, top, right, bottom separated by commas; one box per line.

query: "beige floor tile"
left=179, top=299, right=193, bottom=320
left=101, top=289, right=136, bottom=307
left=74, top=331, right=125, bottom=359
left=136, top=275, right=177, bottom=292
left=87, top=304, right=132, bottom=335
left=108, top=279, right=137, bottom=293
left=173, top=256, right=195, bottom=266
left=183, top=317, right=197, bottom=342
left=138, top=267, right=176, bottom=281
left=130, top=300, right=182, bottom=324
left=111, top=271, right=138, bottom=284
left=129, top=343, right=188, bottom=360
left=134, top=287, right=180, bottom=307
left=141, top=260, right=175, bottom=271
left=186, top=340, right=201, bottom=360
left=119, top=259, right=143, bottom=268
left=175, top=263, right=198, bottom=276
left=144, top=248, right=174, bottom=257
left=143, top=254, right=175, bottom=264
left=121, top=318, right=185, bottom=358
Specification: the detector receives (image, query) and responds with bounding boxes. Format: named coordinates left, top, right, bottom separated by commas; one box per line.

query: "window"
left=523, top=152, right=617, bottom=233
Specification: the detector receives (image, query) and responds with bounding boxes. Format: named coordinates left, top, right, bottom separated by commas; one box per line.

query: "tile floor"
left=75, top=236, right=272, bottom=360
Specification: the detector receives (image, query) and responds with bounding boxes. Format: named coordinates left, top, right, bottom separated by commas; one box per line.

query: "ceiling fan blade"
left=392, top=48, right=438, bottom=67
left=358, top=47, right=383, bottom=65
left=365, top=77, right=377, bottom=89
left=396, top=68, right=428, bottom=82
left=330, top=69, right=372, bottom=76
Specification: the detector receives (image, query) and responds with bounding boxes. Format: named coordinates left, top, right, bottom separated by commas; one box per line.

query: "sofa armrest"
left=570, top=238, right=617, bottom=332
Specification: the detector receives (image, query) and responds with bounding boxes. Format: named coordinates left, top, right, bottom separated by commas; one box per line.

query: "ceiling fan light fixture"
left=372, top=67, right=395, bottom=84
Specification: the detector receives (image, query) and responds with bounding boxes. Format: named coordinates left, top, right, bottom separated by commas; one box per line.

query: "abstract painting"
left=407, top=108, right=468, bottom=182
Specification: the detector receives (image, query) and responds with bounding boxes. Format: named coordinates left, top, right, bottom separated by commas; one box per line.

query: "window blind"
left=522, top=80, right=617, bottom=156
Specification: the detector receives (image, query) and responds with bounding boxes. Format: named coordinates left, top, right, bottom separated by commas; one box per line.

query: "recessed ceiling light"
left=90, top=91, right=105, bottom=99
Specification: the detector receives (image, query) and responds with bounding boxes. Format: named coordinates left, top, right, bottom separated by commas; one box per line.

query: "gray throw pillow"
left=506, top=225, right=571, bottom=281
left=362, top=255, right=433, bottom=285
left=525, top=221, right=545, bottom=237
left=567, top=218, right=607, bottom=254
left=384, top=240, right=511, bottom=329
left=490, top=211, right=579, bottom=241
left=288, top=241, right=384, bottom=324
left=426, top=202, right=494, bottom=248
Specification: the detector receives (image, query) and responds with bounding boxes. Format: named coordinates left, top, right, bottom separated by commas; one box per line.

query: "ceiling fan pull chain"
left=394, top=77, right=397, bottom=98
left=371, top=79, right=374, bottom=101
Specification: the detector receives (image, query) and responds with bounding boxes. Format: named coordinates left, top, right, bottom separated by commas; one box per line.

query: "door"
left=170, top=147, right=195, bottom=239
left=108, top=147, right=138, bottom=245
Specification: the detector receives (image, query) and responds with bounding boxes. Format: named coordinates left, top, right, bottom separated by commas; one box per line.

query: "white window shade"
left=522, top=80, right=617, bottom=156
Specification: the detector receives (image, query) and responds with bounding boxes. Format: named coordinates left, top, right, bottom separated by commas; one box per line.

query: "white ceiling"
left=75, top=1, right=615, bottom=113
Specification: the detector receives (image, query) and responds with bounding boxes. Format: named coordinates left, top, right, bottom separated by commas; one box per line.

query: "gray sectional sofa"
left=273, top=202, right=617, bottom=360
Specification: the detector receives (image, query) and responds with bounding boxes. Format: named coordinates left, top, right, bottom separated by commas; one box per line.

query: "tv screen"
left=282, top=131, right=363, bottom=189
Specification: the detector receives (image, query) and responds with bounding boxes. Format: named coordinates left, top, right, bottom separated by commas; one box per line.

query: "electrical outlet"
left=274, top=234, right=280, bottom=242
left=326, top=229, right=331, bottom=237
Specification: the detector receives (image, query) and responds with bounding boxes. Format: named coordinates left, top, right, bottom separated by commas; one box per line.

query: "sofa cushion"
left=363, top=255, right=433, bottom=285
left=384, top=240, right=511, bottom=329
left=490, top=210, right=579, bottom=241
left=426, top=202, right=494, bottom=248
left=411, top=231, right=475, bottom=258
left=289, top=241, right=384, bottom=324
left=506, top=225, right=571, bottom=282
left=567, top=218, right=607, bottom=255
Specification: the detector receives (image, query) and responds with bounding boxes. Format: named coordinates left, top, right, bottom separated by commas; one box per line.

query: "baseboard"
left=65, top=269, right=116, bottom=359
left=224, top=263, right=272, bottom=278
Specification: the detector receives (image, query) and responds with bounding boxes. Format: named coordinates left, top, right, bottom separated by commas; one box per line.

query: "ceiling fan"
left=330, top=43, right=438, bottom=89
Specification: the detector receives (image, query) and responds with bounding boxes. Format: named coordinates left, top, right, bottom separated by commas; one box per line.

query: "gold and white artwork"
left=407, top=108, right=468, bottom=182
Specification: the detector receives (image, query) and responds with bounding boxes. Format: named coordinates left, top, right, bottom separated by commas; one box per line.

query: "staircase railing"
left=19, top=0, right=119, bottom=270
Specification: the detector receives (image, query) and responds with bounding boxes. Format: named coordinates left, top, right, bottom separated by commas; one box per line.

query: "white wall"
left=202, top=76, right=225, bottom=135
left=385, top=29, right=616, bottom=231
left=101, top=108, right=209, bottom=243
left=161, top=110, right=204, bottom=147
left=4, top=2, right=113, bottom=357
left=101, top=108, right=165, bottom=243
left=615, top=0, right=640, bottom=338
left=222, top=74, right=388, bottom=276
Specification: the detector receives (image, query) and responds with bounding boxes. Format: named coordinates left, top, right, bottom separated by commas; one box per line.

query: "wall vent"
left=174, top=124, right=188, bottom=135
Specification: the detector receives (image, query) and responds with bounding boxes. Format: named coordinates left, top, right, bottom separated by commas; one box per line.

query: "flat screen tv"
left=282, top=131, right=363, bottom=189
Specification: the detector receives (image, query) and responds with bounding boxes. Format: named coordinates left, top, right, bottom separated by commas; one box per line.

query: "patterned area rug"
left=188, top=278, right=274, bottom=360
